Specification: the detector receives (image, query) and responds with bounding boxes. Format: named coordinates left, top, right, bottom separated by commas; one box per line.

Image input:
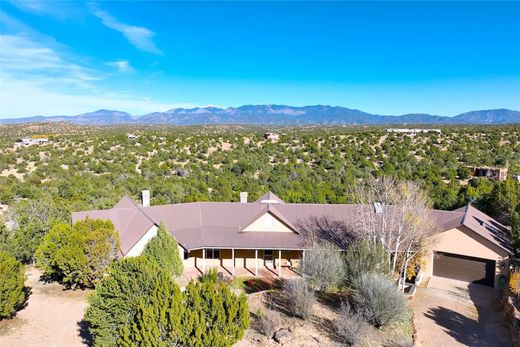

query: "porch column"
left=278, top=250, right=281, bottom=277
left=255, top=249, right=258, bottom=277
left=302, top=250, right=305, bottom=274
left=202, top=249, right=205, bottom=273
left=232, top=248, right=235, bottom=276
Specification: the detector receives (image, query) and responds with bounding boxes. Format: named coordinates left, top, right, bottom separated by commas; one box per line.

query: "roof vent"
left=373, top=202, right=383, bottom=214
left=260, top=199, right=279, bottom=204
left=142, top=190, right=150, bottom=207
left=240, top=192, right=248, bottom=203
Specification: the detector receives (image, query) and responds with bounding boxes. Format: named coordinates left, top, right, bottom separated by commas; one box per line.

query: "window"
left=183, top=250, right=189, bottom=260
left=205, top=249, right=220, bottom=259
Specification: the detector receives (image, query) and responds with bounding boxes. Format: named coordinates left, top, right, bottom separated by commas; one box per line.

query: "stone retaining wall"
left=500, top=289, right=520, bottom=347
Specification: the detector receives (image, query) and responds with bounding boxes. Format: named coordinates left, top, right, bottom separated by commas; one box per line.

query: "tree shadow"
left=77, top=319, right=93, bottom=346
left=424, top=306, right=486, bottom=346
left=423, top=283, right=511, bottom=346
left=263, top=290, right=294, bottom=317
left=316, top=291, right=350, bottom=313
left=297, top=216, right=355, bottom=249
left=18, top=285, right=32, bottom=312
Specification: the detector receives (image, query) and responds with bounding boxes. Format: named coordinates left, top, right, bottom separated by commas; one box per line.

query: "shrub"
left=85, top=256, right=250, bottom=347
left=303, top=240, right=345, bottom=291
left=336, top=303, right=369, bottom=346
left=142, top=224, right=183, bottom=277
left=344, top=240, right=390, bottom=286
left=84, top=257, right=177, bottom=346
left=0, top=251, right=26, bottom=319
left=198, top=267, right=219, bottom=283
left=282, top=279, right=315, bottom=320
left=117, top=271, right=184, bottom=346
left=511, top=206, right=520, bottom=257
left=257, top=309, right=280, bottom=338
left=35, top=219, right=119, bottom=288
left=181, top=278, right=250, bottom=346
left=509, top=271, right=520, bottom=297
left=352, top=273, right=408, bottom=328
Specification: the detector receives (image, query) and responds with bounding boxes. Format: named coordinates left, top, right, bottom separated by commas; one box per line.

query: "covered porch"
left=183, top=248, right=305, bottom=278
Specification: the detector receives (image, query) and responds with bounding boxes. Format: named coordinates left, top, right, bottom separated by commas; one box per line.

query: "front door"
left=264, top=250, right=273, bottom=266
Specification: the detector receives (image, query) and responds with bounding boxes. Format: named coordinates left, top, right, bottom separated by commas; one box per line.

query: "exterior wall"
left=125, top=225, right=158, bottom=257
left=243, top=212, right=293, bottom=233
left=424, top=226, right=510, bottom=288
left=183, top=248, right=302, bottom=274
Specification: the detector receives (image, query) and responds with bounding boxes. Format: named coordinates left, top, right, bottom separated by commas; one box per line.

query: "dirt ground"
left=1, top=268, right=411, bottom=347
left=413, top=277, right=511, bottom=347
left=0, top=266, right=90, bottom=347
left=236, top=292, right=342, bottom=347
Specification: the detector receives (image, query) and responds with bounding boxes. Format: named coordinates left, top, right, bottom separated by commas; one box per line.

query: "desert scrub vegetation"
left=1, top=124, right=519, bottom=264
left=282, top=279, right=316, bottom=320
left=352, top=273, right=408, bottom=328
left=336, top=303, right=370, bottom=346
left=301, top=240, right=345, bottom=291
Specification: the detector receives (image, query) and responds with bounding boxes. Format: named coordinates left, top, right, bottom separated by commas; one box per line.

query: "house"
left=471, top=166, right=508, bottom=181
left=127, top=133, right=139, bottom=139
left=71, top=191, right=512, bottom=288
left=385, top=128, right=441, bottom=134
left=15, top=137, right=49, bottom=146
left=264, top=133, right=280, bottom=142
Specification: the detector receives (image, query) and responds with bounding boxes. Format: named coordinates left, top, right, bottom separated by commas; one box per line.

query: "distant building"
left=264, top=132, right=280, bottom=142
left=471, top=166, right=508, bottom=181
left=127, top=133, right=139, bottom=139
left=16, top=137, right=49, bottom=146
left=386, top=128, right=441, bottom=134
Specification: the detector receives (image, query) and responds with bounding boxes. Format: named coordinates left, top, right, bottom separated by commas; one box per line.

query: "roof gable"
left=242, top=211, right=295, bottom=233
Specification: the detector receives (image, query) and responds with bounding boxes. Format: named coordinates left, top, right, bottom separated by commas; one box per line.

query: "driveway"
left=412, top=276, right=511, bottom=347
left=0, top=266, right=90, bottom=347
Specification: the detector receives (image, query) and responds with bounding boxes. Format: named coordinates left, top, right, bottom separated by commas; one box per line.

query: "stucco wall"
left=424, top=226, right=509, bottom=288
left=243, top=212, right=293, bottom=233
left=125, top=225, right=158, bottom=257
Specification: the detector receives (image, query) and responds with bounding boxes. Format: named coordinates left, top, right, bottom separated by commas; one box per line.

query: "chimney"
left=142, top=190, right=150, bottom=207
left=240, top=192, right=248, bottom=203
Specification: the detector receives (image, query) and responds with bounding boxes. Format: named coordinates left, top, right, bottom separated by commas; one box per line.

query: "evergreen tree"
left=344, top=240, right=390, bottom=286
left=181, top=278, right=250, bottom=347
left=0, top=251, right=26, bottom=319
left=118, top=273, right=184, bottom=346
left=511, top=205, right=520, bottom=256
left=142, top=224, right=183, bottom=277
left=35, top=218, right=119, bottom=288
left=84, top=257, right=170, bottom=346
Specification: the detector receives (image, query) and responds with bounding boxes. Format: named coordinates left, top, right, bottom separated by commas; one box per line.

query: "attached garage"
left=433, top=251, right=495, bottom=287
left=424, top=205, right=513, bottom=289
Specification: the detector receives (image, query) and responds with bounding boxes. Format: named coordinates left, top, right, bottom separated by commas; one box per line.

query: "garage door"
left=433, top=251, right=495, bottom=287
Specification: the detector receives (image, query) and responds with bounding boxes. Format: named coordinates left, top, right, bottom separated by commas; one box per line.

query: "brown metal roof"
left=71, top=194, right=513, bottom=256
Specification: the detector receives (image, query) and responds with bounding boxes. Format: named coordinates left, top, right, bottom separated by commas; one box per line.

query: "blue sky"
left=0, top=1, right=519, bottom=118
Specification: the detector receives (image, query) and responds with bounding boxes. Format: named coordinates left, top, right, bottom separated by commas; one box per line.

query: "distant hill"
left=1, top=105, right=519, bottom=125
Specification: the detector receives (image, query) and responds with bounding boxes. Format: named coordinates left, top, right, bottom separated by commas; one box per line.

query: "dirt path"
left=0, top=266, right=90, bottom=347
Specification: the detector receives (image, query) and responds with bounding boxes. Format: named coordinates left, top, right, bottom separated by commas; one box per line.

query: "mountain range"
left=1, top=106, right=519, bottom=126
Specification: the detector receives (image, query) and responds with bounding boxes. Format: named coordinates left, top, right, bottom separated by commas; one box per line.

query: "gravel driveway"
left=412, top=277, right=511, bottom=347
left=0, top=266, right=90, bottom=347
